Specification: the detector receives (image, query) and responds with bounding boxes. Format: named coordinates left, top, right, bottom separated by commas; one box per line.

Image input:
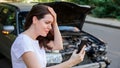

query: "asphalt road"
left=83, top=23, right=120, bottom=68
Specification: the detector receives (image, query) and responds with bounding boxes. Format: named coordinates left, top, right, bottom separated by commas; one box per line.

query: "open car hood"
left=39, top=2, right=93, bottom=30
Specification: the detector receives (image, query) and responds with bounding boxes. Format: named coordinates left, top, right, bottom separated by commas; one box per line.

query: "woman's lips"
left=45, top=30, right=49, bottom=34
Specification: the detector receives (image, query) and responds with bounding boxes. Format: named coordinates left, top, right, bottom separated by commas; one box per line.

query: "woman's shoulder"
left=12, top=33, right=32, bottom=46
left=11, top=34, right=35, bottom=59
left=16, top=33, right=32, bottom=41
left=11, top=33, right=35, bottom=51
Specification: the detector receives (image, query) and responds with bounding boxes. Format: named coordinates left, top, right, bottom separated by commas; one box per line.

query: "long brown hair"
left=24, top=4, right=54, bottom=49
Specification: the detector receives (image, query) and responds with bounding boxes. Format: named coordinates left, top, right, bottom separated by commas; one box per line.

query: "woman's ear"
left=32, top=16, right=38, bottom=24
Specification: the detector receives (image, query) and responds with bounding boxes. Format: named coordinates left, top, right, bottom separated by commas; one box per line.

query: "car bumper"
left=73, top=62, right=107, bottom=68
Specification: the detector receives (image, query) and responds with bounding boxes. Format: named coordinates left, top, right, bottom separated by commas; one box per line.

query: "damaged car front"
left=40, top=2, right=111, bottom=68
left=0, top=1, right=110, bottom=68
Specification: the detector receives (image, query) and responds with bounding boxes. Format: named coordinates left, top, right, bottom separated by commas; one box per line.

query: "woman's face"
left=35, top=14, right=53, bottom=37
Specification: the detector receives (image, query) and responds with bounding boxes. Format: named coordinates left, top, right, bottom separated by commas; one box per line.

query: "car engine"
left=60, top=31, right=110, bottom=65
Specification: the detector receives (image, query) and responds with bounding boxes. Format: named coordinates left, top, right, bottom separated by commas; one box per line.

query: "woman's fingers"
left=72, top=49, right=85, bottom=63
left=73, top=49, right=77, bottom=54
left=47, top=7, right=56, bottom=18
left=81, top=49, right=85, bottom=58
left=47, top=7, right=53, bottom=14
left=47, top=7, right=57, bottom=25
left=78, top=45, right=86, bottom=61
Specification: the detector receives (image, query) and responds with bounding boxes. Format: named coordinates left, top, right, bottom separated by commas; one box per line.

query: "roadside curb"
left=85, top=20, right=120, bottom=29
left=85, top=15, right=120, bottom=29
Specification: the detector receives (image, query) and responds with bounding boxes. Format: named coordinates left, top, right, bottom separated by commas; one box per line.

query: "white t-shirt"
left=11, top=34, right=47, bottom=68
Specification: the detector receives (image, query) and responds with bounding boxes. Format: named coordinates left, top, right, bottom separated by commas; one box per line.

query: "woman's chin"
left=40, top=34, right=47, bottom=37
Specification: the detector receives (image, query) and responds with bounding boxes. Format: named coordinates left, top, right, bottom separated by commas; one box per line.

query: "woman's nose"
left=48, top=24, right=52, bottom=30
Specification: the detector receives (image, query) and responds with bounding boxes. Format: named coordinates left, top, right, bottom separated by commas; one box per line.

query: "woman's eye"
left=45, top=22, right=48, bottom=24
left=45, top=22, right=51, bottom=24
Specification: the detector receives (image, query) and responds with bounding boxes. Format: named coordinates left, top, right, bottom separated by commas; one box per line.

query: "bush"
left=69, top=0, right=120, bottom=19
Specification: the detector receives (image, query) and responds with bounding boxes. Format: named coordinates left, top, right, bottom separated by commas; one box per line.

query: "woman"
left=11, top=4, right=86, bottom=68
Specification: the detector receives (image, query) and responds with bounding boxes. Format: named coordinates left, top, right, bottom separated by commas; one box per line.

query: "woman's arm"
left=47, top=7, right=63, bottom=50
left=53, top=22, right=63, bottom=50
left=22, top=51, right=73, bottom=68
left=47, top=46, right=86, bottom=68
left=22, top=51, right=42, bottom=68
left=22, top=46, right=86, bottom=68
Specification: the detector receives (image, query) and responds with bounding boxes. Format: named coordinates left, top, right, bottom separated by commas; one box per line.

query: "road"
left=83, top=23, right=120, bottom=68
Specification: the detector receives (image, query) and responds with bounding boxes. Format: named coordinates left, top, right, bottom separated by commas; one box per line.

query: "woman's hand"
left=69, top=45, right=86, bottom=66
left=47, top=7, right=57, bottom=25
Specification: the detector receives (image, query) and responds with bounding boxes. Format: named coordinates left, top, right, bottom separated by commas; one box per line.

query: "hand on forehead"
left=47, top=7, right=56, bottom=17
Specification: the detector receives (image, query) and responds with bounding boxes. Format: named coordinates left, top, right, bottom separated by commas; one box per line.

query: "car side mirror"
left=2, top=25, right=14, bottom=35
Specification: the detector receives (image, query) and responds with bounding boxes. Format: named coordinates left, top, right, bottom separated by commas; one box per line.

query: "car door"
left=0, top=4, right=16, bottom=68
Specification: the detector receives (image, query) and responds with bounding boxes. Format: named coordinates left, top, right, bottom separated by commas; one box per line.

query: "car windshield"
left=18, top=12, right=28, bottom=33
left=0, top=6, right=15, bottom=25
left=18, top=11, right=80, bottom=33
